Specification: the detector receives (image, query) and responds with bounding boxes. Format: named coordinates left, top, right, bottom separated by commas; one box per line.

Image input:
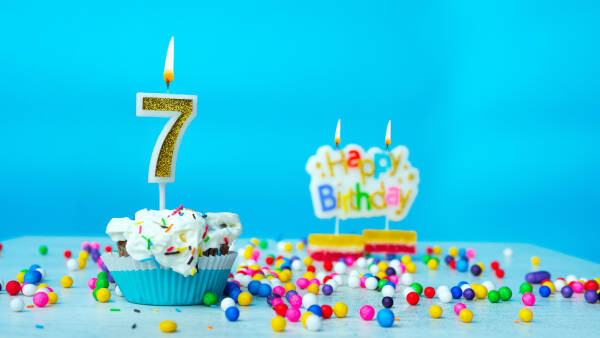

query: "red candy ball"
left=104, top=245, right=112, bottom=252
left=306, top=265, right=316, bottom=273
left=63, top=250, right=72, bottom=258
left=449, top=260, right=456, bottom=269
left=490, top=261, right=499, bottom=270
left=321, top=304, right=333, bottom=319
left=0, top=243, right=3, bottom=251
left=424, top=287, right=435, bottom=298
left=323, top=261, right=333, bottom=272
left=495, top=269, right=505, bottom=278
left=323, top=276, right=332, bottom=284
left=6, top=280, right=21, bottom=295
left=406, top=292, right=420, bottom=305
left=265, top=256, right=275, bottom=265
left=585, top=280, right=599, bottom=291
left=274, top=303, right=288, bottom=316
left=426, top=247, right=433, bottom=254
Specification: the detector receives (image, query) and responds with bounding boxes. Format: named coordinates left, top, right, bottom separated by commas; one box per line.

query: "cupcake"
left=102, top=207, right=241, bottom=305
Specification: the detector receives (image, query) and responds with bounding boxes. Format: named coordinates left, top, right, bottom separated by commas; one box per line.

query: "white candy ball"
left=356, top=257, right=367, bottom=268
left=332, top=275, right=343, bottom=286
left=306, top=314, right=322, bottom=331
left=277, top=242, right=285, bottom=251
left=366, top=257, right=375, bottom=265
left=67, top=258, right=79, bottom=271
left=115, top=285, right=123, bottom=297
left=316, top=272, right=327, bottom=281
left=239, top=275, right=252, bottom=287
left=36, top=268, right=47, bottom=279
left=326, top=279, right=338, bottom=289
left=10, top=298, right=25, bottom=312
left=402, top=287, right=416, bottom=297
left=460, top=284, right=472, bottom=292
left=482, top=281, right=495, bottom=292
left=400, top=273, right=413, bottom=286
left=334, top=262, right=348, bottom=274
left=438, top=291, right=452, bottom=303
left=381, top=285, right=395, bottom=297
left=221, top=297, right=235, bottom=311
left=349, top=270, right=359, bottom=277
left=365, top=277, right=378, bottom=290
left=436, top=285, right=450, bottom=295
left=22, top=284, right=37, bottom=296
left=503, top=248, right=513, bottom=257
left=348, top=276, right=360, bottom=288
left=389, top=259, right=401, bottom=268
left=554, top=279, right=566, bottom=291
left=270, top=278, right=282, bottom=287
left=369, top=265, right=379, bottom=274
left=566, top=275, right=577, bottom=284
left=302, top=293, right=318, bottom=308
left=36, top=287, right=50, bottom=294
left=292, top=260, right=304, bottom=271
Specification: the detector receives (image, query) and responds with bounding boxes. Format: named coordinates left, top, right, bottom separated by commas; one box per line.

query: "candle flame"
left=385, top=120, right=391, bottom=150
left=163, top=36, right=174, bottom=91
left=334, top=119, right=341, bottom=149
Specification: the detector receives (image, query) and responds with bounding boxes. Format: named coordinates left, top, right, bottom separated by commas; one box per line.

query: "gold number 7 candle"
left=136, top=37, right=197, bottom=210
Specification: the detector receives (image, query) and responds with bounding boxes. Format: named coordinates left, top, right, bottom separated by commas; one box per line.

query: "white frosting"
left=105, top=208, right=242, bottom=276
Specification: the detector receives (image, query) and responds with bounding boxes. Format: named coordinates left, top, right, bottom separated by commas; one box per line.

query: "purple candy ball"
left=561, top=285, right=573, bottom=298
left=322, top=284, right=333, bottom=295
left=585, top=290, right=598, bottom=303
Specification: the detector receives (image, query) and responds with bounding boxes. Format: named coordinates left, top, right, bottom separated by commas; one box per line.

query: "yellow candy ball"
left=531, top=256, right=540, bottom=266
left=96, top=288, right=111, bottom=303
left=284, top=282, right=296, bottom=292
left=250, top=238, right=259, bottom=246
left=429, top=305, right=443, bottom=318
left=296, top=242, right=305, bottom=250
left=375, top=271, right=387, bottom=279
left=61, top=275, right=73, bottom=288
left=78, top=250, right=89, bottom=260
left=459, top=308, right=473, bottom=323
left=476, top=263, right=485, bottom=272
left=518, top=308, right=533, bottom=322
left=542, top=281, right=555, bottom=293
left=304, top=257, right=314, bottom=266
left=159, top=320, right=177, bottom=333
left=275, top=259, right=285, bottom=269
left=427, top=259, right=439, bottom=270
left=243, top=251, right=253, bottom=260
left=283, top=243, right=293, bottom=253
left=406, top=262, right=417, bottom=273
left=249, top=264, right=261, bottom=270
left=307, top=284, right=319, bottom=295
left=401, top=255, right=412, bottom=264
left=472, top=284, right=488, bottom=299
left=252, top=274, right=264, bottom=281
left=377, top=261, right=389, bottom=271
left=77, top=257, right=87, bottom=269
left=16, top=272, right=25, bottom=283
left=449, top=247, right=458, bottom=257
left=271, top=316, right=287, bottom=332
left=238, top=291, right=253, bottom=306
left=300, top=312, right=313, bottom=327
left=333, top=302, right=348, bottom=318
left=37, top=283, right=49, bottom=290
left=48, top=292, right=59, bottom=304
left=303, top=272, right=316, bottom=280
left=433, top=246, right=442, bottom=255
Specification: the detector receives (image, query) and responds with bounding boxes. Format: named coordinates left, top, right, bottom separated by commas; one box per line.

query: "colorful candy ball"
left=10, top=298, right=25, bottom=312
left=406, top=292, right=420, bottom=305
left=321, top=304, right=333, bottom=319
left=286, top=307, right=301, bottom=322
left=271, top=316, right=287, bottom=332
left=225, top=306, right=240, bottom=321
left=454, top=302, right=466, bottom=315
left=61, top=275, right=73, bottom=288
left=96, top=288, right=111, bottom=303
left=360, top=305, right=375, bottom=321
left=498, top=286, right=512, bottom=301
left=333, top=302, right=348, bottom=318
left=539, top=286, right=551, bottom=297
left=585, top=290, right=599, bottom=303
left=522, top=292, right=536, bottom=306
left=459, top=308, right=473, bottom=323
left=561, top=285, right=573, bottom=298
left=6, top=280, right=21, bottom=295
left=159, top=320, right=177, bottom=333
left=382, top=296, right=394, bottom=308
left=376, top=309, right=395, bottom=327
left=518, top=308, right=533, bottom=322
left=33, top=292, right=49, bottom=307
left=305, top=314, right=322, bottom=331
left=429, top=305, right=443, bottom=318
left=22, top=284, right=37, bottom=296
left=238, top=292, right=253, bottom=306
left=221, top=297, right=235, bottom=311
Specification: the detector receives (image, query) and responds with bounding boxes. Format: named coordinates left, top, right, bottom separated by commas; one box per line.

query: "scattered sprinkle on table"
left=27, top=305, right=35, bottom=308
left=207, top=325, right=213, bottom=329
left=134, top=309, right=141, bottom=313
left=110, top=308, right=120, bottom=311
left=132, top=324, right=137, bottom=329
left=175, top=308, right=181, bottom=312
left=35, top=325, right=44, bottom=329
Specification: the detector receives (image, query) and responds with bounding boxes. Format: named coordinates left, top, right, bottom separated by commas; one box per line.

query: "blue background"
left=1, top=1, right=599, bottom=261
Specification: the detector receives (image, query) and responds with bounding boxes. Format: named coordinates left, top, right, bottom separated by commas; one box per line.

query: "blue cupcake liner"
left=102, top=252, right=236, bottom=305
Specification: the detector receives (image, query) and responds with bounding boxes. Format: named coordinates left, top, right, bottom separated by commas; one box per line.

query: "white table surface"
left=1, top=236, right=599, bottom=337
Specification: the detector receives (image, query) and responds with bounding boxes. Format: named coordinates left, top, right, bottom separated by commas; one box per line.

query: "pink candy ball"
left=272, top=297, right=284, bottom=307
left=522, top=292, right=536, bottom=306
left=90, top=241, right=100, bottom=250
left=286, top=307, right=301, bottom=322
left=359, top=305, right=375, bottom=321
left=572, top=281, right=584, bottom=293
left=345, top=256, right=355, bottom=266
left=398, top=263, right=406, bottom=274
left=388, top=275, right=399, bottom=285
left=273, top=286, right=286, bottom=296
left=296, top=278, right=310, bottom=289
left=47, top=287, right=54, bottom=292
left=360, top=277, right=367, bottom=288
left=33, top=292, right=49, bottom=307
left=454, top=302, right=466, bottom=315
left=466, top=248, right=476, bottom=259
left=289, top=294, right=302, bottom=308
left=252, top=249, right=260, bottom=260
left=81, top=242, right=90, bottom=250
left=88, top=277, right=98, bottom=290
left=310, top=278, right=321, bottom=286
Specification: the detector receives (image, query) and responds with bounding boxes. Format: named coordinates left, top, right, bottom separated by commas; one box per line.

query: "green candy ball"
left=410, top=282, right=423, bottom=295
left=97, top=272, right=108, bottom=280
left=259, top=240, right=268, bottom=249
left=498, top=286, right=512, bottom=301
left=421, top=254, right=431, bottom=264
left=203, top=292, right=218, bottom=306
left=487, top=290, right=500, bottom=303
left=92, top=287, right=99, bottom=300
left=95, top=278, right=109, bottom=289
left=39, top=245, right=48, bottom=255
left=520, top=282, right=533, bottom=294
left=377, top=279, right=388, bottom=291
